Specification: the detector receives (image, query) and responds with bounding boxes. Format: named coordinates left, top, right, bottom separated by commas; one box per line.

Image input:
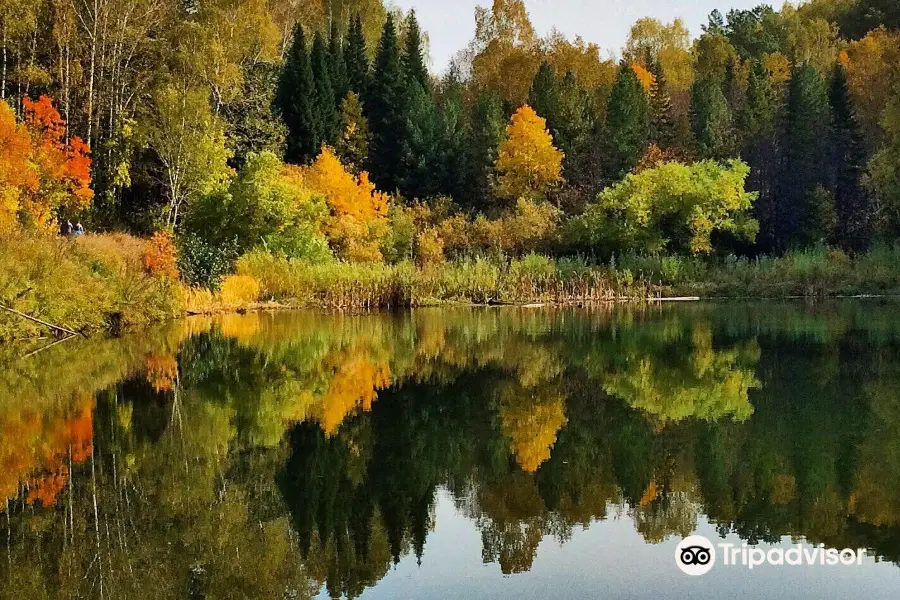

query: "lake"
left=3, top=302, right=900, bottom=599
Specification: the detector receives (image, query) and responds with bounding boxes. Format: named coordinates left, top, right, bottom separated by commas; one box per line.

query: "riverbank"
left=3, top=232, right=900, bottom=342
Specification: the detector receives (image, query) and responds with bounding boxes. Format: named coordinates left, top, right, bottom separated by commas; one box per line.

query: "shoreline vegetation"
left=2, top=1, right=900, bottom=342
left=4, top=231, right=900, bottom=342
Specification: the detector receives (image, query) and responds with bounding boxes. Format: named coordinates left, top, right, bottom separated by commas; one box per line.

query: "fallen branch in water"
left=21, top=334, right=77, bottom=359
left=1, top=305, right=81, bottom=337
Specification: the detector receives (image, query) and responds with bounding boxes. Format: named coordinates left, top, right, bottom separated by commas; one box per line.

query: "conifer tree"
left=437, top=75, right=470, bottom=200
left=649, top=59, right=676, bottom=150
left=465, top=90, right=506, bottom=211
left=829, top=63, right=870, bottom=250
left=329, top=22, right=349, bottom=110
left=404, top=83, right=442, bottom=199
left=528, top=62, right=559, bottom=126
left=690, top=77, right=734, bottom=160
left=402, top=10, right=429, bottom=92
left=275, top=25, right=320, bottom=164
left=345, top=14, right=369, bottom=99
left=335, top=91, right=369, bottom=174
left=555, top=70, right=593, bottom=183
left=603, top=62, right=650, bottom=182
left=780, top=64, right=831, bottom=249
left=739, top=61, right=783, bottom=252
left=368, top=13, right=408, bottom=192
left=311, top=32, right=337, bottom=146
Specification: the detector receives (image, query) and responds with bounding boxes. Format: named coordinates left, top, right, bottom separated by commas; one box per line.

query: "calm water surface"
left=3, top=303, right=900, bottom=599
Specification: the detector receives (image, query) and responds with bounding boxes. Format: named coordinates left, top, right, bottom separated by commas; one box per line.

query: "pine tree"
left=465, top=90, right=506, bottom=211
left=780, top=64, right=831, bottom=249
left=344, top=14, right=369, bottom=100
left=649, top=59, right=676, bottom=150
left=690, top=77, right=734, bottom=160
left=402, top=10, right=429, bottom=92
left=829, top=63, right=870, bottom=250
left=603, top=62, right=650, bottom=182
left=311, top=32, right=337, bottom=146
left=275, top=25, right=320, bottom=164
left=368, top=13, right=409, bottom=192
left=329, top=22, right=349, bottom=110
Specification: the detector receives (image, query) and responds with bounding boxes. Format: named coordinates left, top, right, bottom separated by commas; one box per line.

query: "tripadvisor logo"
left=676, top=535, right=715, bottom=576
left=675, top=535, right=867, bottom=576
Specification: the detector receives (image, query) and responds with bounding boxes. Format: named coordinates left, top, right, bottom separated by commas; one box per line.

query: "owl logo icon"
left=676, top=536, right=716, bottom=576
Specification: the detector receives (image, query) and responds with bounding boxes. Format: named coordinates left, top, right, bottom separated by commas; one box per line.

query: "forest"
left=3, top=0, right=900, bottom=337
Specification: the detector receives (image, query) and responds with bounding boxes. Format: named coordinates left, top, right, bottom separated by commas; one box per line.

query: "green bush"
left=177, top=233, right=240, bottom=288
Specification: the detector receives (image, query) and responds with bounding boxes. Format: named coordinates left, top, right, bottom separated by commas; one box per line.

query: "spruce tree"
left=690, top=77, right=734, bottom=160
left=310, top=32, right=337, bottom=146
left=780, top=64, right=831, bottom=249
left=404, top=82, right=442, bottom=199
left=344, top=14, right=369, bottom=100
left=603, top=62, right=650, bottom=182
left=275, top=25, right=320, bottom=164
left=368, top=13, right=409, bottom=192
left=829, top=63, right=870, bottom=250
left=329, top=22, right=349, bottom=110
left=402, top=10, right=429, bottom=92
left=465, top=90, right=506, bottom=211
left=649, top=59, right=676, bottom=150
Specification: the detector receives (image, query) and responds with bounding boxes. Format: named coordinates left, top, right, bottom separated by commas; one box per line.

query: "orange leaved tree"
left=303, top=146, right=390, bottom=262
left=0, top=96, right=93, bottom=232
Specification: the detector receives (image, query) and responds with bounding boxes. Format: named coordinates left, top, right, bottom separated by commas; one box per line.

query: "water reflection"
left=2, top=303, right=900, bottom=598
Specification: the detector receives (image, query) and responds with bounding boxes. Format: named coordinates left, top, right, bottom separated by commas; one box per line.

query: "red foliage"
left=141, top=231, right=180, bottom=279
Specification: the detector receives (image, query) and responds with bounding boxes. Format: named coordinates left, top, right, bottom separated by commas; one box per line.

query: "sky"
left=390, top=0, right=768, bottom=73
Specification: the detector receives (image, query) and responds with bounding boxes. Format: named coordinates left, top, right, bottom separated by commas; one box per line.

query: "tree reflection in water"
left=2, top=303, right=900, bottom=598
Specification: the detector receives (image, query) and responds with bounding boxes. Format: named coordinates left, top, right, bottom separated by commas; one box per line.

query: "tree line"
left=2, top=0, right=900, bottom=270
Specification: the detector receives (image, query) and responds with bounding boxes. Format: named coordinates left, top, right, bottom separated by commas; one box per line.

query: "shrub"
left=141, top=231, right=179, bottom=279
left=177, top=232, right=240, bottom=288
left=415, top=228, right=445, bottom=267
left=0, top=231, right=182, bottom=340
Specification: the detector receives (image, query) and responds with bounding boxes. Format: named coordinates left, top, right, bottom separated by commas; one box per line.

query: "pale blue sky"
left=390, top=0, right=771, bottom=72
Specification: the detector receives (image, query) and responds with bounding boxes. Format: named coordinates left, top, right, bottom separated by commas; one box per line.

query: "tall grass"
left=617, top=244, right=900, bottom=298
left=236, top=250, right=648, bottom=308
left=0, top=231, right=182, bottom=341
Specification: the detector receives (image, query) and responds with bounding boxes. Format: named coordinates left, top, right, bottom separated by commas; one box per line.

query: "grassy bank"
left=616, top=245, right=900, bottom=298
left=235, top=250, right=649, bottom=308
left=4, top=232, right=900, bottom=342
left=0, top=232, right=182, bottom=341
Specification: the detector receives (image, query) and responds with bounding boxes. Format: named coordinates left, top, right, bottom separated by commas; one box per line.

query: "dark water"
left=3, top=303, right=900, bottom=599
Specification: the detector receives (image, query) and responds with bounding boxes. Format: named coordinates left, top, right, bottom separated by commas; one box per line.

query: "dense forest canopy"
left=2, top=0, right=900, bottom=275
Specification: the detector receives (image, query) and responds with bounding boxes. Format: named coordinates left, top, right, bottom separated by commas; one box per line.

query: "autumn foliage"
left=303, top=146, right=390, bottom=262
left=0, top=394, right=94, bottom=507
left=0, top=96, right=92, bottom=232
left=494, top=105, right=564, bottom=202
left=141, top=230, right=180, bottom=279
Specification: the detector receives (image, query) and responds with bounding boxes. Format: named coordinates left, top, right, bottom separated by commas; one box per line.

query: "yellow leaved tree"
left=494, top=105, right=564, bottom=202
left=303, top=146, right=390, bottom=262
